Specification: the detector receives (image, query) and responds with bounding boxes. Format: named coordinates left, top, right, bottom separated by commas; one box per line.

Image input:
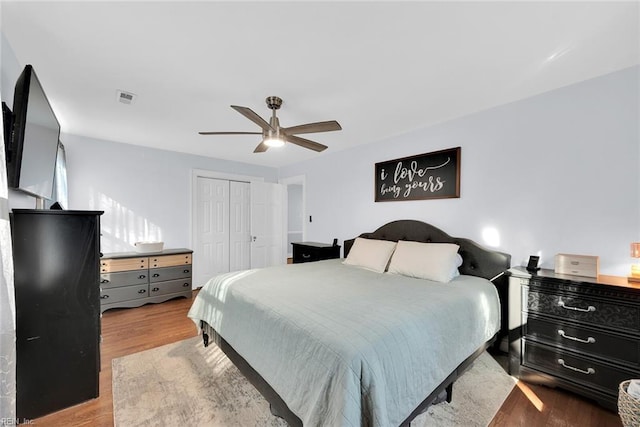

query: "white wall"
left=2, top=31, right=279, bottom=253
left=280, top=66, right=640, bottom=276
left=0, top=33, right=20, bottom=105
left=3, top=27, right=638, bottom=275
left=63, top=134, right=278, bottom=253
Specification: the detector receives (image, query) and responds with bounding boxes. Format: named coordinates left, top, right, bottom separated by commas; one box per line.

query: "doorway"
left=280, top=175, right=306, bottom=259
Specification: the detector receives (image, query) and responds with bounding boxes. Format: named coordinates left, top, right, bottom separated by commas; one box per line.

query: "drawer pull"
left=558, top=300, right=596, bottom=313
left=183, top=283, right=190, bottom=287
left=153, top=273, right=160, bottom=277
left=558, top=329, right=596, bottom=344
left=152, top=287, right=160, bottom=292
left=183, top=269, right=190, bottom=273
left=100, top=294, right=109, bottom=299
left=139, top=274, right=147, bottom=279
left=138, top=289, right=146, bottom=294
left=100, top=279, right=110, bottom=284
left=302, top=254, right=311, bottom=259
left=557, top=358, right=595, bottom=375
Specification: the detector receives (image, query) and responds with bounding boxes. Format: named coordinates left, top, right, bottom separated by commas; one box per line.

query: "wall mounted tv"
left=5, top=64, right=60, bottom=201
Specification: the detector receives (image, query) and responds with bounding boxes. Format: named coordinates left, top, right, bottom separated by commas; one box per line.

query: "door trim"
left=279, top=175, right=306, bottom=249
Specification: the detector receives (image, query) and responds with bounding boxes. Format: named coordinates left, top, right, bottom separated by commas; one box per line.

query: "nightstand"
left=508, top=266, right=640, bottom=410
left=292, top=242, right=341, bottom=264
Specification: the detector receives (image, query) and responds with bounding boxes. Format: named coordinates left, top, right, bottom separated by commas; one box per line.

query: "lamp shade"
left=632, top=243, right=640, bottom=258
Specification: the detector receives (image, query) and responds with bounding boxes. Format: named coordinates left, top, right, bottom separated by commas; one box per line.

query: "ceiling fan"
left=199, top=96, right=341, bottom=153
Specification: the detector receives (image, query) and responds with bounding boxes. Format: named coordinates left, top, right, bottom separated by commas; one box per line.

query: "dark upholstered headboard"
left=343, top=220, right=510, bottom=282
left=344, top=220, right=512, bottom=340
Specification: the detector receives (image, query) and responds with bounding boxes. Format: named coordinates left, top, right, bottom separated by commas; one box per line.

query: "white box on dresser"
left=555, top=253, right=599, bottom=278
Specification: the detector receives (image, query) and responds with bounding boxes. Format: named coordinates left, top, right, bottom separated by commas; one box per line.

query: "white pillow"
left=388, top=241, right=461, bottom=283
left=343, top=238, right=397, bottom=273
left=452, top=253, right=463, bottom=278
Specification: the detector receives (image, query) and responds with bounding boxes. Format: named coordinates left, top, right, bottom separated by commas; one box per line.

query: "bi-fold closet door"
left=196, top=178, right=251, bottom=283
left=194, top=175, right=287, bottom=288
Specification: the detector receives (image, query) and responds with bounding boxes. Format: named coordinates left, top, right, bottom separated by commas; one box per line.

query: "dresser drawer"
left=149, top=278, right=192, bottom=296
left=526, top=290, right=640, bottom=333
left=100, top=270, right=148, bottom=289
left=149, top=265, right=192, bottom=283
left=101, top=257, right=148, bottom=273
left=292, top=243, right=340, bottom=264
left=100, top=283, right=148, bottom=304
left=293, top=249, right=320, bottom=263
left=525, top=316, right=640, bottom=367
left=523, top=341, right=637, bottom=397
left=148, top=253, right=192, bottom=268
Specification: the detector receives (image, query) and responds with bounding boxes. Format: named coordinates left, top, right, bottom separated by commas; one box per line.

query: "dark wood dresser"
left=292, top=242, right=341, bottom=264
left=11, top=209, right=103, bottom=419
left=508, top=266, right=640, bottom=410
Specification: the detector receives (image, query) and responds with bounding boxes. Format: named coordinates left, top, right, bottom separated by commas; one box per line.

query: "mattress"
left=187, top=259, right=500, bottom=426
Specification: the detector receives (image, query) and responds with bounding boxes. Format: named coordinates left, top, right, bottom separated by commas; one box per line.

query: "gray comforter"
left=188, top=259, right=500, bottom=427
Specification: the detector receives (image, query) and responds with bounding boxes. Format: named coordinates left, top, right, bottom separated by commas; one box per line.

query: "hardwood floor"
left=489, top=377, right=622, bottom=427
left=35, top=294, right=199, bottom=426
left=35, top=292, right=622, bottom=426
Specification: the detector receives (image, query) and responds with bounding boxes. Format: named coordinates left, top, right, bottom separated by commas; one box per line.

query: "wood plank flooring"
left=35, top=292, right=622, bottom=426
left=35, top=294, right=198, bottom=426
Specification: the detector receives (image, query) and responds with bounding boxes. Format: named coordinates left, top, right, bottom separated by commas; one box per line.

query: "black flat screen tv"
left=6, top=64, right=60, bottom=201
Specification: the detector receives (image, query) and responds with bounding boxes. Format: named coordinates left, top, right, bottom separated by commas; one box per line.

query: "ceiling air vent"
left=116, top=90, right=136, bottom=105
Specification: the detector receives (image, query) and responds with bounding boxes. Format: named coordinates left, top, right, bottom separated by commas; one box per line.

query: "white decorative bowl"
left=134, top=241, right=164, bottom=253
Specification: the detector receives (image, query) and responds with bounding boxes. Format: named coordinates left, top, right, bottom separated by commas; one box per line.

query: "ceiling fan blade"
left=231, top=105, right=274, bottom=132
left=282, top=120, right=342, bottom=135
left=253, top=140, right=269, bottom=153
left=199, top=131, right=262, bottom=135
left=285, top=135, right=328, bottom=152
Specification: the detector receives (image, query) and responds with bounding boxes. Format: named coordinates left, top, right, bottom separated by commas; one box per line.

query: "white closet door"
left=250, top=181, right=287, bottom=268
left=194, top=177, right=229, bottom=287
left=229, top=181, right=251, bottom=272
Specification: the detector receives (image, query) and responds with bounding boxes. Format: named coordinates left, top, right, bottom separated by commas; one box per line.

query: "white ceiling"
left=2, top=1, right=638, bottom=168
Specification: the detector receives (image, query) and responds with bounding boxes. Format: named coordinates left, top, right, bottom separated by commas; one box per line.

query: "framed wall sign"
left=375, top=147, right=461, bottom=202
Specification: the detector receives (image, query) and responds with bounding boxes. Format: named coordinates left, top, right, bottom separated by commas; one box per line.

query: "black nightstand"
left=292, top=242, right=341, bottom=264
left=508, top=266, right=640, bottom=411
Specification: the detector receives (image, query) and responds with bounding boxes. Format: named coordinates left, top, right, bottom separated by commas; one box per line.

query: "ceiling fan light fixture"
left=199, top=96, right=340, bottom=153
left=264, top=136, right=284, bottom=148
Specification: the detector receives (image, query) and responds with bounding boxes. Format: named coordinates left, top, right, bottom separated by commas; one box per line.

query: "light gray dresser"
left=100, top=248, right=193, bottom=312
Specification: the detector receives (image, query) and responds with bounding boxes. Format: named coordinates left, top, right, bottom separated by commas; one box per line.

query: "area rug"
left=113, top=337, right=515, bottom=426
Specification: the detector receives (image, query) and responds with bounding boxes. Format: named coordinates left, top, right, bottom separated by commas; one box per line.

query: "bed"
left=188, top=220, right=511, bottom=426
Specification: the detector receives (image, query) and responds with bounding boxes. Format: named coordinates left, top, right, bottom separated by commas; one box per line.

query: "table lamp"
left=631, top=243, right=640, bottom=283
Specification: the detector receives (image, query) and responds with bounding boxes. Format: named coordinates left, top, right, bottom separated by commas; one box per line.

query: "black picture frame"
left=374, top=147, right=461, bottom=202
